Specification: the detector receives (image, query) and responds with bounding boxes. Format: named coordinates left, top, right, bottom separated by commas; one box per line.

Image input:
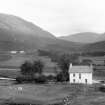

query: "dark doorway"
left=85, top=79, right=87, bottom=84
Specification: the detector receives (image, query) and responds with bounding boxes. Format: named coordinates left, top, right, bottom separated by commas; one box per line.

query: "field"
left=0, top=52, right=55, bottom=68
left=0, top=70, right=20, bottom=78
left=0, top=83, right=104, bottom=105
left=0, top=53, right=35, bottom=67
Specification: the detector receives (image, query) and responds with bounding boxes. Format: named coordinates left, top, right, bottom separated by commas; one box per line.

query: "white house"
left=69, top=64, right=93, bottom=84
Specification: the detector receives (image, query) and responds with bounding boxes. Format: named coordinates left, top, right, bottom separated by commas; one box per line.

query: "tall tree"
left=57, top=54, right=78, bottom=81
left=20, top=60, right=44, bottom=77
left=33, top=60, right=44, bottom=75
left=58, top=54, right=70, bottom=72
left=58, top=54, right=70, bottom=81
left=20, top=61, right=33, bottom=76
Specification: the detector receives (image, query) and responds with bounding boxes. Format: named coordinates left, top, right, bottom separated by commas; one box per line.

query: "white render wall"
left=69, top=73, right=92, bottom=84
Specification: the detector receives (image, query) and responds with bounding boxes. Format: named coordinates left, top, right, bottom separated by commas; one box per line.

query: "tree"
left=20, top=61, right=33, bottom=76
left=33, top=60, right=44, bottom=75
left=58, top=54, right=70, bottom=71
left=35, top=75, right=47, bottom=84
left=82, top=59, right=92, bottom=65
left=57, top=54, right=70, bottom=81
left=56, top=72, right=65, bottom=82
left=20, top=60, right=44, bottom=81
left=57, top=53, right=79, bottom=81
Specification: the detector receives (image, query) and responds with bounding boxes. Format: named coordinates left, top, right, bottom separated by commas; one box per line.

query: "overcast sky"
left=0, top=0, right=105, bottom=36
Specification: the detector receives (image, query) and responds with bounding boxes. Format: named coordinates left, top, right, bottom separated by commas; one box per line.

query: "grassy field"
left=0, top=70, right=20, bottom=78
left=0, top=53, right=54, bottom=68
left=0, top=83, right=104, bottom=105
left=0, top=54, right=34, bottom=67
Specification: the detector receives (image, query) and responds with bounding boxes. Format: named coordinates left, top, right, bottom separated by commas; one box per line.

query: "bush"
left=47, top=75, right=56, bottom=82
left=16, top=75, right=47, bottom=84
left=34, top=75, right=47, bottom=84
left=16, top=75, right=34, bottom=83
left=99, top=86, right=105, bottom=92
left=56, top=73, right=65, bottom=82
left=16, top=76, right=24, bottom=83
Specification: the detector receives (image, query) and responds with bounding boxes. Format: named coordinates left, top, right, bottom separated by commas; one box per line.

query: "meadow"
left=0, top=83, right=104, bottom=105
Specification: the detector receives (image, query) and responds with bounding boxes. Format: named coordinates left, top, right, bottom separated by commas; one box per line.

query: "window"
left=73, top=79, right=75, bottom=83
left=79, top=73, right=81, bottom=79
left=85, top=79, right=87, bottom=83
left=73, top=73, right=75, bottom=77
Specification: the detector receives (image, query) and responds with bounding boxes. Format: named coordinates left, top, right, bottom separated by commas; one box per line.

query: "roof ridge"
left=69, top=65, right=93, bottom=73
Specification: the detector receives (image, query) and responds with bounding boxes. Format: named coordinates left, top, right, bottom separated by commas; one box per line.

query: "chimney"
left=70, top=63, right=72, bottom=68
left=90, top=64, right=93, bottom=69
left=69, top=63, right=72, bottom=73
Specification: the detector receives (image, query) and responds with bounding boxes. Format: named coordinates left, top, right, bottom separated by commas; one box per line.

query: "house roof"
left=69, top=65, right=92, bottom=73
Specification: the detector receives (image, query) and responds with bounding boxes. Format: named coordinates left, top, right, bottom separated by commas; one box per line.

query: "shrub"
left=56, top=73, right=65, bottom=82
left=16, top=75, right=33, bottom=83
left=15, top=76, right=24, bottom=83
left=47, top=75, right=56, bottom=81
left=34, top=75, right=47, bottom=84
left=99, top=86, right=105, bottom=92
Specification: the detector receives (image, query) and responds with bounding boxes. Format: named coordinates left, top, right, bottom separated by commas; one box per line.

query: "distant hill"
left=46, top=39, right=84, bottom=52
left=0, top=13, right=83, bottom=52
left=59, top=32, right=102, bottom=43
left=83, top=41, right=105, bottom=52
left=59, top=32, right=105, bottom=52
left=97, top=33, right=105, bottom=42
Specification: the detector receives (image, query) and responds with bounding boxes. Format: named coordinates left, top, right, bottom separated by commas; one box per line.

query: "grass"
left=0, top=70, right=20, bottom=78
left=0, top=84, right=71, bottom=104
left=0, top=54, right=33, bottom=67
left=0, top=53, right=55, bottom=68
left=0, top=54, right=11, bottom=62
left=0, top=83, right=104, bottom=105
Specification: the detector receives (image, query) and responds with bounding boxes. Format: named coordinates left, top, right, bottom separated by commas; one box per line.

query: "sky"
left=0, top=0, right=105, bottom=36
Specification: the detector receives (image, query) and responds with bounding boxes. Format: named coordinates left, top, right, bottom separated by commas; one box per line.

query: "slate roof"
left=69, top=65, right=93, bottom=73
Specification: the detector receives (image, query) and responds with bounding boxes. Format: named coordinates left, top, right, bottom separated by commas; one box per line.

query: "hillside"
left=60, top=32, right=101, bottom=43
left=59, top=32, right=105, bottom=52
left=0, top=13, right=57, bottom=51
left=97, top=33, right=105, bottom=42
left=0, top=13, right=83, bottom=52
left=46, top=39, right=84, bottom=52
left=82, top=41, right=105, bottom=52
left=0, top=14, right=55, bottom=39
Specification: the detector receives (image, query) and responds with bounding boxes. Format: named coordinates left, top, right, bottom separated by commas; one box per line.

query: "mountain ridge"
left=59, top=32, right=105, bottom=43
